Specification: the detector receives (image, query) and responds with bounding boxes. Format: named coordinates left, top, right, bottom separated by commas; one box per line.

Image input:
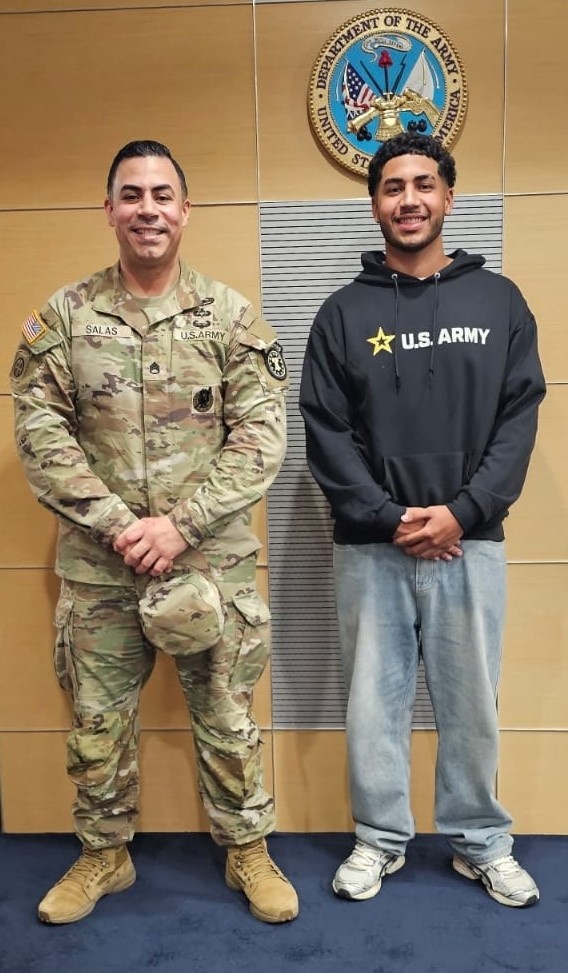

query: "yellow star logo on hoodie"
left=367, top=327, right=395, bottom=356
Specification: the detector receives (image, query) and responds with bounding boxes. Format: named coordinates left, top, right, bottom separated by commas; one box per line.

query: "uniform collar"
left=92, top=263, right=202, bottom=330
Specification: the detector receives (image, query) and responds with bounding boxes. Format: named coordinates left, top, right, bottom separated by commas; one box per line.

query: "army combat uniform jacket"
left=11, top=263, right=288, bottom=585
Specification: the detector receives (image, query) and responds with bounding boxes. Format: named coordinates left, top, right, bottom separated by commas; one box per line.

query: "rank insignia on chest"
left=263, top=343, right=287, bottom=381
left=21, top=309, right=48, bottom=345
left=193, top=387, right=214, bottom=412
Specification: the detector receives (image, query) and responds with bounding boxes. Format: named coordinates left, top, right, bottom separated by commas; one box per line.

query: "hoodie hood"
left=355, top=249, right=486, bottom=387
left=356, top=248, right=485, bottom=285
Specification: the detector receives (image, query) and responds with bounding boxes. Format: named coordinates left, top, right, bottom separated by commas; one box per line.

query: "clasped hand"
left=113, top=516, right=188, bottom=576
left=393, top=505, right=463, bottom=561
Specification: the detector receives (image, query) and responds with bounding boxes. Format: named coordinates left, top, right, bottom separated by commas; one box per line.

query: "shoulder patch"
left=263, top=342, right=287, bottom=382
left=239, top=313, right=278, bottom=350
left=21, top=309, right=49, bottom=345
left=11, top=348, right=30, bottom=381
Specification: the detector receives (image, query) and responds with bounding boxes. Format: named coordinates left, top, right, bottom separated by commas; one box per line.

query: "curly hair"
left=367, top=133, right=456, bottom=197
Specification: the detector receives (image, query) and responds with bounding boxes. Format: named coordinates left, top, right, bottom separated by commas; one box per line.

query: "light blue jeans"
left=333, top=540, right=513, bottom=864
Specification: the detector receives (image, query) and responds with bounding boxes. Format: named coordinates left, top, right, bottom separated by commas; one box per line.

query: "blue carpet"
left=0, top=833, right=566, bottom=973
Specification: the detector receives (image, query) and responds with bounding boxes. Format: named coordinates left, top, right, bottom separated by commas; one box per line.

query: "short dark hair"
left=106, top=140, right=188, bottom=198
left=367, top=133, right=456, bottom=197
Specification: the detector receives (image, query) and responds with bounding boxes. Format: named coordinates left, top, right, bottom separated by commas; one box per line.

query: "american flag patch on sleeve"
left=22, top=309, right=48, bottom=345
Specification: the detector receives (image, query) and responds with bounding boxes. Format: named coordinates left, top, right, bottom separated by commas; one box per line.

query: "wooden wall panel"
left=0, top=570, right=65, bottom=730
left=181, top=205, right=262, bottom=311
left=505, top=387, right=568, bottom=563
left=503, top=195, right=568, bottom=383
left=273, top=730, right=352, bottom=831
left=0, top=6, right=256, bottom=208
left=499, top=732, right=568, bottom=834
left=2, top=205, right=261, bottom=394
left=0, top=1, right=244, bottom=11
left=506, top=0, right=568, bottom=195
left=0, top=729, right=273, bottom=833
left=501, top=565, right=568, bottom=729
left=410, top=731, right=436, bottom=833
left=0, top=732, right=74, bottom=833
left=251, top=499, right=268, bottom=565
left=0, top=399, right=57, bottom=568
left=256, top=0, right=504, bottom=200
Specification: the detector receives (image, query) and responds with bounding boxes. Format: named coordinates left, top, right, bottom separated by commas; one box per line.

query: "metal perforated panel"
left=261, top=196, right=503, bottom=728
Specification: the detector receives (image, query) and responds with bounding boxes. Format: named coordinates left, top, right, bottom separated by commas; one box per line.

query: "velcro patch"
left=263, top=342, right=287, bottom=381
left=21, top=309, right=48, bottom=345
left=11, top=350, right=30, bottom=380
left=193, top=386, right=214, bottom=413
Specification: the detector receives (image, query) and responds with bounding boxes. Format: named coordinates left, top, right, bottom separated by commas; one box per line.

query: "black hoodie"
left=299, top=249, right=546, bottom=544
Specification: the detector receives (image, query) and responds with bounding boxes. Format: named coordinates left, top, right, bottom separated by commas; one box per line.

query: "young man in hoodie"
left=299, top=133, right=545, bottom=908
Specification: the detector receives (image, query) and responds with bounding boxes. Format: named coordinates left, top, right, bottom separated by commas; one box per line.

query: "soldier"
left=11, top=140, right=298, bottom=926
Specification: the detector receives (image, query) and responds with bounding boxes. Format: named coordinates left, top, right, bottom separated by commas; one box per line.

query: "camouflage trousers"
left=54, top=554, right=275, bottom=849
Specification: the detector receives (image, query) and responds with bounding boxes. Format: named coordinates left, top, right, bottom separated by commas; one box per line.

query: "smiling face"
left=372, top=153, right=453, bottom=265
left=104, top=155, right=190, bottom=280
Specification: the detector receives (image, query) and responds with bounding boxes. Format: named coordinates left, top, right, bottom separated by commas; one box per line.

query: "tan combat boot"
left=38, top=845, right=136, bottom=924
left=225, top=837, right=299, bottom=923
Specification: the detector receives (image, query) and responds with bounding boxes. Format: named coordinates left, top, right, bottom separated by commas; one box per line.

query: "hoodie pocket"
left=383, top=451, right=471, bottom=507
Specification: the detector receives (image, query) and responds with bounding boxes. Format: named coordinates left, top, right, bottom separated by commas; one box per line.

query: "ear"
left=104, top=197, right=115, bottom=227
left=444, top=187, right=454, bottom=216
left=181, top=198, right=191, bottom=227
left=371, top=196, right=379, bottom=224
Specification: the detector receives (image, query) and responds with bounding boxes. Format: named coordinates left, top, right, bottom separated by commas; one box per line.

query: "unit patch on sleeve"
left=263, top=343, right=287, bottom=381
left=21, top=309, right=49, bottom=345
left=11, top=350, right=29, bottom=380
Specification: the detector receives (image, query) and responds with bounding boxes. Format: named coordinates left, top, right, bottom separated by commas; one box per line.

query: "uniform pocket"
left=231, top=591, right=271, bottom=627
left=53, top=582, right=74, bottom=693
left=227, top=590, right=271, bottom=687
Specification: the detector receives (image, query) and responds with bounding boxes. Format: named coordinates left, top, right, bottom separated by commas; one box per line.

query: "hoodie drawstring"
left=429, top=272, right=440, bottom=382
left=391, top=273, right=401, bottom=392
left=391, top=271, right=440, bottom=389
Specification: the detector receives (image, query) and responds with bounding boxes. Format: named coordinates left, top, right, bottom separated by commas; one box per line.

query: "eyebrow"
left=119, top=183, right=175, bottom=193
left=382, top=173, right=436, bottom=186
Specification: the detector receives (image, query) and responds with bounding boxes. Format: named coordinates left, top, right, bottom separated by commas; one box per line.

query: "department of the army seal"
left=308, top=8, right=468, bottom=178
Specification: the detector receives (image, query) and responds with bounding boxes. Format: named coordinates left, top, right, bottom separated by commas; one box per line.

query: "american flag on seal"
left=22, top=309, right=48, bottom=344
left=342, top=62, right=375, bottom=117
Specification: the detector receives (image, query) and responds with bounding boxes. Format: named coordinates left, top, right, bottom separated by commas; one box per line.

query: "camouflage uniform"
left=11, top=262, right=288, bottom=849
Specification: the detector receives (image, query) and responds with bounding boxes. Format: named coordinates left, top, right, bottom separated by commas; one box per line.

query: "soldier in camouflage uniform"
left=11, top=140, right=298, bottom=925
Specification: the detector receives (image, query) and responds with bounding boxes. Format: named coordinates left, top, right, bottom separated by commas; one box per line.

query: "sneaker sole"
left=38, top=866, right=137, bottom=924
left=452, top=857, right=539, bottom=909
left=225, top=869, right=299, bottom=923
left=332, top=854, right=405, bottom=901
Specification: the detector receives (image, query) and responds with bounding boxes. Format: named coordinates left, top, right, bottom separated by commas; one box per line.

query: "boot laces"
left=236, top=841, right=282, bottom=886
left=60, top=849, right=112, bottom=888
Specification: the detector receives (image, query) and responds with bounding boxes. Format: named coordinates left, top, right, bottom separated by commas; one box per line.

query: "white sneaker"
left=453, top=854, right=539, bottom=908
left=332, top=840, right=405, bottom=901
